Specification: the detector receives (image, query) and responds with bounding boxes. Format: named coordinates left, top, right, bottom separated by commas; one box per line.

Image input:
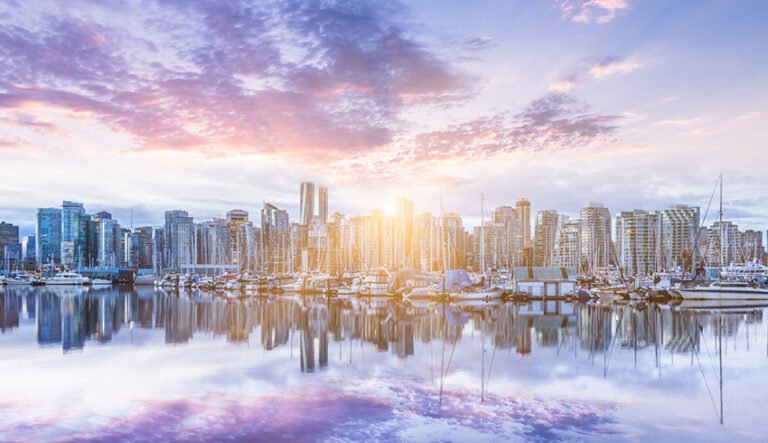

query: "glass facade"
left=36, top=208, right=62, bottom=267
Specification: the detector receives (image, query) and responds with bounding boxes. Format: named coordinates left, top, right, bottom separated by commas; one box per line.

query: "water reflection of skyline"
left=0, top=287, right=764, bottom=371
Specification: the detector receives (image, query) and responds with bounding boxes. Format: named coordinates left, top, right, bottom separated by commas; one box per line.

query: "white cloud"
left=589, top=58, right=642, bottom=78
left=559, top=0, right=630, bottom=24
left=548, top=80, right=576, bottom=92
left=653, top=118, right=700, bottom=126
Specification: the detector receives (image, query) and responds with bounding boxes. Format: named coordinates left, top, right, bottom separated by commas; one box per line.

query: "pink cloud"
left=558, top=0, right=630, bottom=24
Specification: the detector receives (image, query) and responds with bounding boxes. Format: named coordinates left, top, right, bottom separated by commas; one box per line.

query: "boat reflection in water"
left=0, top=285, right=767, bottom=441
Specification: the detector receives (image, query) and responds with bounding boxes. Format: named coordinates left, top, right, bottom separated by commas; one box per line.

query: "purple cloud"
left=0, top=0, right=471, bottom=160
left=407, top=93, right=621, bottom=163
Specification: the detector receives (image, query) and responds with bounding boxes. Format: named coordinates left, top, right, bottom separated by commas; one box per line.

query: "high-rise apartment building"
left=516, top=199, right=532, bottom=251
left=615, top=210, right=661, bottom=276
left=492, top=205, right=522, bottom=267
left=226, top=210, right=249, bottom=266
left=555, top=219, right=581, bottom=268
left=707, top=221, right=741, bottom=266
left=533, top=210, right=560, bottom=267
left=196, top=219, right=231, bottom=266
left=164, top=210, right=195, bottom=271
left=98, top=218, right=122, bottom=267
left=657, top=205, right=700, bottom=270
left=474, top=221, right=506, bottom=271
left=393, top=198, right=414, bottom=268
left=237, top=222, right=261, bottom=272
left=0, top=221, right=19, bottom=263
left=579, top=202, right=611, bottom=273
left=318, top=186, right=328, bottom=224
left=441, top=212, right=467, bottom=271
left=128, top=226, right=154, bottom=269
left=413, top=212, right=439, bottom=272
left=261, top=203, right=291, bottom=274
left=300, top=182, right=315, bottom=226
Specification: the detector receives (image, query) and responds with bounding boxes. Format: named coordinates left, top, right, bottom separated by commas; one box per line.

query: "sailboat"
left=450, top=194, right=504, bottom=301
left=679, top=174, right=768, bottom=301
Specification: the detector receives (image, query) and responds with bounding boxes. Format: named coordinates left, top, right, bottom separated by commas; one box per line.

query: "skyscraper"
left=22, top=235, right=36, bottom=263
left=261, top=203, right=291, bottom=273
left=533, top=210, right=560, bottom=267
left=474, top=221, right=506, bottom=271
left=226, top=210, right=249, bottom=266
left=128, top=226, right=154, bottom=269
left=706, top=221, right=741, bottom=267
left=515, top=198, right=533, bottom=266
left=196, top=219, right=231, bottom=265
left=659, top=205, right=700, bottom=270
left=442, top=212, right=467, bottom=271
left=300, top=182, right=315, bottom=226
left=492, top=205, right=521, bottom=267
left=237, top=222, right=261, bottom=272
left=164, top=210, right=195, bottom=271
left=516, top=199, right=532, bottom=250
left=615, top=210, right=661, bottom=276
left=0, top=221, right=19, bottom=263
left=555, top=219, right=581, bottom=268
left=393, top=197, right=414, bottom=268
left=98, top=218, right=122, bottom=267
left=579, top=202, right=611, bottom=273
left=36, top=208, right=62, bottom=267
left=318, top=186, right=328, bottom=224
left=61, top=201, right=85, bottom=267
left=413, top=212, right=439, bottom=272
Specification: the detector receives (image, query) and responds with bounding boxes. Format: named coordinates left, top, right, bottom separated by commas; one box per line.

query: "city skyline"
left=1, top=1, right=767, bottom=234
left=3, top=187, right=762, bottom=277
left=0, top=181, right=760, bottom=238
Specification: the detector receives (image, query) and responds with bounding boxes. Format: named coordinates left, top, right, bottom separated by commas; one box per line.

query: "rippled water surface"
left=1, top=286, right=767, bottom=442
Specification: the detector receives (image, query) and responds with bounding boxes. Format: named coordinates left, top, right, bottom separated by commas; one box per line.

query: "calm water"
left=1, top=286, right=767, bottom=442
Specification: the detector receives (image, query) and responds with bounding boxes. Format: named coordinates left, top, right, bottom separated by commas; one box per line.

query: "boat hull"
left=134, top=275, right=157, bottom=286
left=450, top=288, right=504, bottom=301
left=5, top=280, right=33, bottom=286
left=674, top=299, right=768, bottom=310
left=677, top=288, right=768, bottom=300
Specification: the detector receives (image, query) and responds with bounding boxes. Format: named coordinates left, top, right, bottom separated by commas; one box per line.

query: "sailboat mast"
left=440, top=193, right=448, bottom=272
left=719, top=173, right=724, bottom=268
left=481, top=193, right=485, bottom=275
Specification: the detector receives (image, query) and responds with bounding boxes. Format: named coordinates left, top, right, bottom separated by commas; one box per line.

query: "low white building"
left=514, top=266, right=577, bottom=297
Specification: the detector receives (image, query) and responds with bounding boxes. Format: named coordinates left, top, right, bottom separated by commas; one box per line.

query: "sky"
left=1, top=0, right=767, bottom=235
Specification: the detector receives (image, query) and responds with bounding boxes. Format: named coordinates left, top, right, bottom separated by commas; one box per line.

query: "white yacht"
left=678, top=280, right=768, bottom=300
left=404, top=284, right=440, bottom=299
left=358, top=269, right=391, bottom=296
left=4, top=273, right=35, bottom=286
left=134, top=274, right=158, bottom=286
left=90, top=278, right=112, bottom=286
left=450, top=286, right=504, bottom=301
left=45, top=272, right=89, bottom=286
left=281, top=276, right=307, bottom=293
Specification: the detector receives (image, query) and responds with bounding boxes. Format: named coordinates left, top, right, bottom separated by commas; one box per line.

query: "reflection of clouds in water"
left=2, top=289, right=767, bottom=441
left=2, top=381, right=619, bottom=442
left=375, top=379, right=619, bottom=442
